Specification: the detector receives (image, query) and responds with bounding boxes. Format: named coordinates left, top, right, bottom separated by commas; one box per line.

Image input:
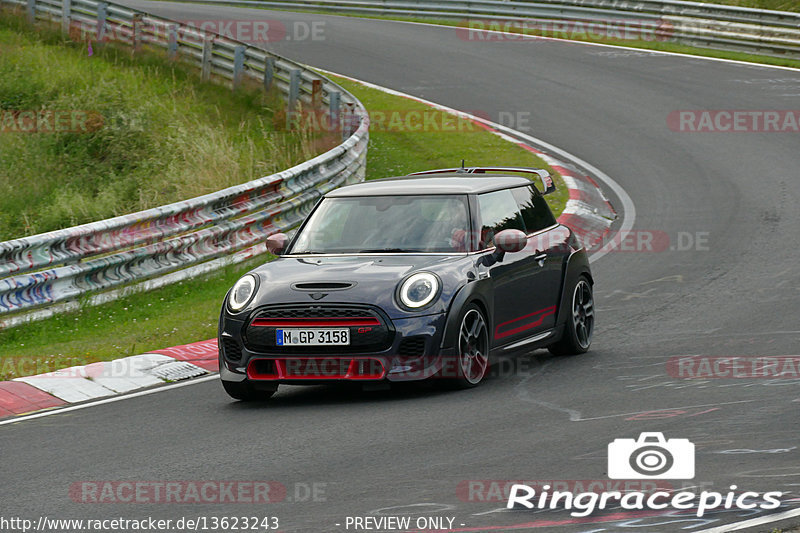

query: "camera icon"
left=608, top=432, right=695, bottom=479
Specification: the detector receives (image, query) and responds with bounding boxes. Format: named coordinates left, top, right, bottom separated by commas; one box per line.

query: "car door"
left=511, top=185, right=566, bottom=333
left=474, top=188, right=547, bottom=348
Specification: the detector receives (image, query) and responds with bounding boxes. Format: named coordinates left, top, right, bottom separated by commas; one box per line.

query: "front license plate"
left=276, top=328, right=350, bottom=346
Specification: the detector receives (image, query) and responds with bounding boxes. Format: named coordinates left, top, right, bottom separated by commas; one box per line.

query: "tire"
left=222, top=379, right=276, bottom=401
left=444, top=303, right=491, bottom=389
left=549, top=275, right=594, bottom=356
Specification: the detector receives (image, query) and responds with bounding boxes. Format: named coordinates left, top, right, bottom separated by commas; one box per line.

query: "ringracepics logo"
left=608, top=432, right=694, bottom=479
left=506, top=433, right=783, bottom=517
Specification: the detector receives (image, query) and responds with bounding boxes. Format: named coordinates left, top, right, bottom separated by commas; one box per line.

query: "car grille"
left=244, top=304, right=394, bottom=354
left=398, top=336, right=427, bottom=358
left=220, top=336, right=243, bottom=362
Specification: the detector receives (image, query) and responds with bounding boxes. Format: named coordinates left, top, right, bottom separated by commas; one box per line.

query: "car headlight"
left=228, top=274, right=258, bottom=312
left=398, top=272, right=440, bottom=309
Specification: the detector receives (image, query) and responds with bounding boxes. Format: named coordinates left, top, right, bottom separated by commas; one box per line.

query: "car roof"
left=326, top=173, right=534, bottom=197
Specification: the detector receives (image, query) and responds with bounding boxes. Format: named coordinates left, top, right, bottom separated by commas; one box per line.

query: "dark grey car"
left=218, top=167, right=594, bottom=400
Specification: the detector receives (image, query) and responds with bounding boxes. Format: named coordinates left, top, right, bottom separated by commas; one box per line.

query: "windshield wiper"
left=291, top=250, right=326, bottom=255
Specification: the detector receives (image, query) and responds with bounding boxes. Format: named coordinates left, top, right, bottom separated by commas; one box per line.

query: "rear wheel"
left=449, top=304, right=490, bottom=388
left=222, top=379, right=277, bottom=401
left=549, top=276, right=594, bottom=355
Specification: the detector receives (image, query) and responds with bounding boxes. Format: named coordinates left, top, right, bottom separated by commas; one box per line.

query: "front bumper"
left=220, top=312, right=452, bottom=383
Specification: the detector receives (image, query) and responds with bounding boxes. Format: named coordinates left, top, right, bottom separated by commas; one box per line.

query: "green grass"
left=710, top=0, right=800, bottom=10
left=0, top=54, right=566, bottom=379
left=0, top=12, right=326, bottom=240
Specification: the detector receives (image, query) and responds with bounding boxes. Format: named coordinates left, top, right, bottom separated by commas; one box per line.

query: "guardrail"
left=0, top=0, right=369, bottom=324
left=187, top=0, right=800, bottom=60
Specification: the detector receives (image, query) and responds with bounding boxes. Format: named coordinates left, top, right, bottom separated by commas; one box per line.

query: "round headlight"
left=398, top=272, right=440, bottom=309
left=228, top=274, right=258, bottom=312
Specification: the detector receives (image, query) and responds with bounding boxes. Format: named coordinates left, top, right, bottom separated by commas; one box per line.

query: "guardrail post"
left=232, top=45, right=245, bottom=91
left=329, top=91, right=341, bottom=138
left=132, top=13, right=142, bottom=51
left=27, top=0, right=35, bottom=23
left=96, top=2, right=107, bottom=45
left=61, top=0, right=71, bottom=35
left=167, top=24, right=178, bottom=60
left=288, top=69, right=301, bottom=111
left=201, top=34, right=213, bottom=81
left=343, top=102, right=356, bottom=138
left=263, top=56, right=275, bottom=92
left=311, top=79, right=322, bottom=108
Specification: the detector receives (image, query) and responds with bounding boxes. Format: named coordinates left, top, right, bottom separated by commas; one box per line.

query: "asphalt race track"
left=2, top=5, right=800, bottom=532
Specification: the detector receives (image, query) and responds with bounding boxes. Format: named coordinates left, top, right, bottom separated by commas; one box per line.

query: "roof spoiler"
left=408, top=166, right=556, bottom=195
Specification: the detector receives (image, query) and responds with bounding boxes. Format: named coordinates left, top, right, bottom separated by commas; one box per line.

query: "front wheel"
left=222, top=379, right=277, bottom=401
left=548, top=276, right=594, bottom=355
left=446, top=304, right=491, bottom=389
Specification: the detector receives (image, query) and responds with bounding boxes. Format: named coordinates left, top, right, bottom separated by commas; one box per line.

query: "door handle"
left=533, top=253, right=547, bottom=267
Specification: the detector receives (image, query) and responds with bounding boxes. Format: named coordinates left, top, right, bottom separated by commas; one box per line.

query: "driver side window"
left=476, top=190, right=525, bottom=248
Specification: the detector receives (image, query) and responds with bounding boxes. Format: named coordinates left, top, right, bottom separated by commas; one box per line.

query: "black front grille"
left=221, top=336, right=243, bottom=362
left=398, top=337, right=427, bottom=358
left=292, top=282, right=355, bottom=291
left=244, top=304, right=394, bottom=354
left=253, top=307, right=374, bottom=320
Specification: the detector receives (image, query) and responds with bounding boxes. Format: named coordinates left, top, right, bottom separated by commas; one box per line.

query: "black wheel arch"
left=439, top=280, right=493, bottom=352
left=554, top=248, right=593, bottom=330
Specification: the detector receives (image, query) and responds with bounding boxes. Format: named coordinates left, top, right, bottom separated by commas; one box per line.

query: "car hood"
left=247, top=254, right=472, bottom=318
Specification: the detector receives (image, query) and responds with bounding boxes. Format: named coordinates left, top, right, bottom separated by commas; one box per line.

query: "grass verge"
left=0, top=12, right=327, bottom=240
left=707, top=0, right=799, bottom=10
left=0, top=62, right=567, bottom=379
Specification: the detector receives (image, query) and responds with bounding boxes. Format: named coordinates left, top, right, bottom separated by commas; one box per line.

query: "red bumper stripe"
left=247, top=357, right=386, bottom=380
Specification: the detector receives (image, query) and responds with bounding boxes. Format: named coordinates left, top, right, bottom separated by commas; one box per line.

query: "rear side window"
left=476, top=190, right=526, bottom=248
left=512, top=185, right=556, bottom=233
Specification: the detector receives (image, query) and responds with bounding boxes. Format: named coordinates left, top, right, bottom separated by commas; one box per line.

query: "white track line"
left=695, top=505, right=800, bottom=532
left=0, top=374, right=219, bottom=426
left=315, top=68, right=636, bottom=264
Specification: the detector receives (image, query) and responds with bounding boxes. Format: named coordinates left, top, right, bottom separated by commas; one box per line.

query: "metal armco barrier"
left=0, top=0, right=369, bottom=321
left=186, top=0, right=800, bottom=60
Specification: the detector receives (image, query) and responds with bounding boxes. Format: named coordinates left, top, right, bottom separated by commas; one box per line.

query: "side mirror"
left=266, top=233, right=289, bottom=255
left=495, top=229, right=528, bottom=253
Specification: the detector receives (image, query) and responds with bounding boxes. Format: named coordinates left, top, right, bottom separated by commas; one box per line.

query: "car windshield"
left=288, top=195, right=471, bottom=254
